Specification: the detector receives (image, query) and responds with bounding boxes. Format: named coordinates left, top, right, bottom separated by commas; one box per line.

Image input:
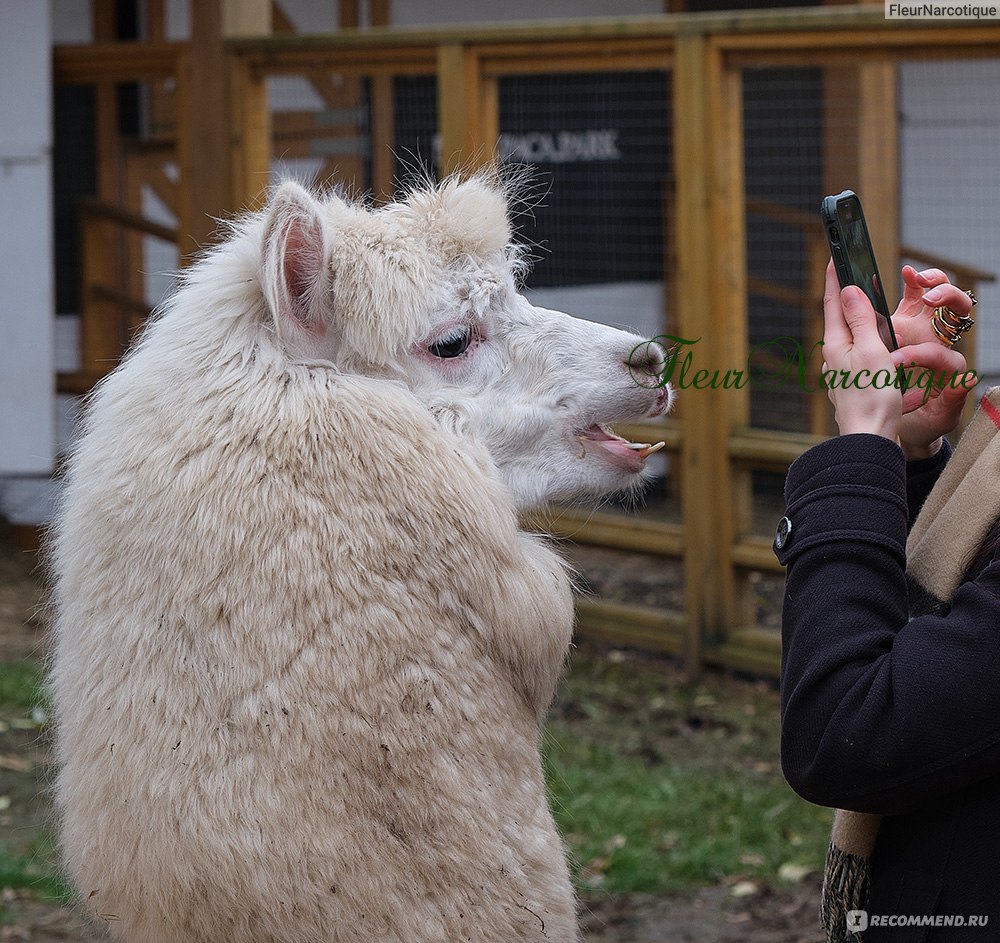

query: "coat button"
left=774, top=515, right=792, bottom=551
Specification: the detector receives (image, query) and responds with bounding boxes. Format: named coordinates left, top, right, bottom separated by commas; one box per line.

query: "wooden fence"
left=53, top=6, right=1000, bottom=676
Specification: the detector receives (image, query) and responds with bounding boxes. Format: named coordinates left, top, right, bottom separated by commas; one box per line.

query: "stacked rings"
left=932, top=289, right=977, bottom=348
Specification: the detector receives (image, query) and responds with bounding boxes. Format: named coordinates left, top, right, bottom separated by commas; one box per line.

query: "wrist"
left=837, top=418, right=899, bottom=443
left=901, top=437, right=943, bottom=462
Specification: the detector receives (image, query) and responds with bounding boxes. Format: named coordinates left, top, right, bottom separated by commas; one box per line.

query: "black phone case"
left=821, top=190, right=898, bottom=350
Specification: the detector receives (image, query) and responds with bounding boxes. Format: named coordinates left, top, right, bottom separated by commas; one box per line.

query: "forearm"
left=778, top=434, right=1000, bottom=813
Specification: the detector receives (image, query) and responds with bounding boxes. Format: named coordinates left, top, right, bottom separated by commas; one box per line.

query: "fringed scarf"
left=820, top=386, right=1000, bottom=943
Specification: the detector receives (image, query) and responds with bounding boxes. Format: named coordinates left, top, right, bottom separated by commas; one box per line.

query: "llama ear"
left=261, top=182, right=330, bottom=341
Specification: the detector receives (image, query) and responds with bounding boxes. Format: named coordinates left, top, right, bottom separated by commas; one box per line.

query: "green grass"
left=0, top=660, right=67, bottom=906
left=541, top=645, right=832, bottom=895
left=543, top=719, right=831, bottom=894
left=0, top=834, right=68, bottom=900
left=0, top=660, right=44, bottom=712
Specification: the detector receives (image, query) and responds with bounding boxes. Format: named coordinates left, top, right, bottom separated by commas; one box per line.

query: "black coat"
left=777, top=433, right=1000, bottom=942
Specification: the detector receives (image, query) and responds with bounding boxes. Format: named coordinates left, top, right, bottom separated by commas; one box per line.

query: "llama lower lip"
left=578, top=424, right=664, bottom=471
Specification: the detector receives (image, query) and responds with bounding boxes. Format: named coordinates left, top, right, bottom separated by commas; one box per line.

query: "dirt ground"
left=0, top=521, right=823, bottom=943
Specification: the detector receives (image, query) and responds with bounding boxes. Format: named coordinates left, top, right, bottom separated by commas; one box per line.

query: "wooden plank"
left=370, top=74, right=396, bottom=202
left=479, top=44, right=673, bottom=76
left=527, top=509, right=685, bottom=557
left=674, top=32, right=716, bottom=674
left=901, top=246, right=997, bottom=284
left=371, top=0, right=392, bottom=27
left=239, top=45, right=438, bottom=79
left=728, top=427, right=825, bottom=467
left=710, top=53, right=755, bottom=628
left=704, top=626, right=781, bottom=679
left=77, top=197, right=179, bottom=243
left=223, top=8, right=919, bottom=56
left=859, top=62, right=899, bottom=297
left=722, top=25, right=1000, bottom=58
left=573, top=599, right=687, bottom=658
left=437, top=44, right=496, bottom=176
left=53, top=43, right=183, bottom=84
left=340, top=0, right=360, bottom=30
left=145, top=0, right=175, bottom=139
left=178, top=0, right=271, bottom=258
left=730, top=536, right=786, bottom=574
left=92, top=0, right=116, bottom=41
left=230, top=52, right=273, bottom=212
left=79, top=213, right=126, bottom=377
left=91, top=0, right=122, bottom=213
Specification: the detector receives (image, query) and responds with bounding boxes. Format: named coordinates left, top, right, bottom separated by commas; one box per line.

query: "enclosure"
left=51, top=5, right=1000, bottom=677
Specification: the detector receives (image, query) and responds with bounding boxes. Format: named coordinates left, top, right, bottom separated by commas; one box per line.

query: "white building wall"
left=0, top=0, right=55, bottom=476
left=163, top=0, right=663, bottom=38
left=899, top=59, right=1000, bottom=380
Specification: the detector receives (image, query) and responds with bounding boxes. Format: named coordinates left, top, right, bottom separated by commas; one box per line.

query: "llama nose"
left=627, top=339, right=667, bottom=389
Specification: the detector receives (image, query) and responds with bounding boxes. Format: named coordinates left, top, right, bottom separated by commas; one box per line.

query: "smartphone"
left=821, top=190, right=898, bottom=351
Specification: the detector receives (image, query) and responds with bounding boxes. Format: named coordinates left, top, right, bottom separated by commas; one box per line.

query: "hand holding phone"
left=821, top=190, right=898, bottom=352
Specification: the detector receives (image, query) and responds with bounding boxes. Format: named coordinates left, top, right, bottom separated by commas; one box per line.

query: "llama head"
left=259, top=175, right=673, bottom=509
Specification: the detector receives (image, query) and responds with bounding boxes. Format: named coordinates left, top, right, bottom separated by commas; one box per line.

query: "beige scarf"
left=820, top=387, right=1000, bottom=942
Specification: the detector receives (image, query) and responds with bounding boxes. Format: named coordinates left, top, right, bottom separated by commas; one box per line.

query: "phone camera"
left=828, top=225, right=840, bottom=243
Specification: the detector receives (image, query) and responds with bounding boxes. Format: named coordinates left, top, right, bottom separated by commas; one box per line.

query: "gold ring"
left=932, top=289, right=977, bottom=348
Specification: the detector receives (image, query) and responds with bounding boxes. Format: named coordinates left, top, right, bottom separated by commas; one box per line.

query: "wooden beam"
left=674, top=33, right=716, bottom=674
left=370, top=74, right=396, bottom=202
left=370, top=0, right=391, bottom=27
left=230, top=50, right=272, bottom=212
left=340, top=0, right=359, bottom=30
left=574, top=599, right=687, bottom=659
left=177, top=0, right=270, bottom=258
left=437, top=44, right=496, bottom=177
left=53, top=43, right=182, bottom=84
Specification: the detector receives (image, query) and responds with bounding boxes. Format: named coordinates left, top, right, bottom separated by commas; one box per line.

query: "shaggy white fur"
left=48, top=175, right=672, bottom=942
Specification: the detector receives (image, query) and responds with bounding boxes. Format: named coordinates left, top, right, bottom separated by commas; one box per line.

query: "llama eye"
left=428, top=327, right=472, bottom=359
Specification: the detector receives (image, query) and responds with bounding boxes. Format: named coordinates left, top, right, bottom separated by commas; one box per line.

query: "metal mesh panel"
left=494, top=70, right=676, bottom=522
left=498, top=70, right=672, bottom=327
left=742, top=67, right=825, bottom=435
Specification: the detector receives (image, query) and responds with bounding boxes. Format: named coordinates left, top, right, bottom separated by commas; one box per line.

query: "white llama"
left=49, top=175, right=672, bottom=943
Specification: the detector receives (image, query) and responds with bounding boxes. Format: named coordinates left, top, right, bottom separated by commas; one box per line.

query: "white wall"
left=50, top=0, right=92, bottom=43
left=900, top=60, right=1000, bottom=379
left=163, top=0, right=663, bottom=37
left=0, top=0, right=55, bottom=475
left=389, top=0, right=663, bottom=26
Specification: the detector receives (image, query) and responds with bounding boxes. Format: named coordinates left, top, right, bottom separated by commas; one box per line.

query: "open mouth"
left=577, top=423, right=666, bottom=472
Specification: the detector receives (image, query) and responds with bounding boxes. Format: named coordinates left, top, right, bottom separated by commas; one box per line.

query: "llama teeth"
left=638, top=441, right=666, bottom=458
left=625, top=442, right=652, bottom=450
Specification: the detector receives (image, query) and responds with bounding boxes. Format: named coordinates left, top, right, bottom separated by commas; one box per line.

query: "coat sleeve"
left=778, top=433, right=1000, bottom=815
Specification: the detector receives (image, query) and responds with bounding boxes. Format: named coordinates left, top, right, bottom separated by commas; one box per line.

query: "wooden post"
left=673, top=32, right=743, bottom=674
left=177, top=0, right=270, bottom=260
left=79, top=210, right=124, bottom=379
left=368, top=0, right=394, bottom=200
left=437, top=44, right=496, bottom=177
left=229, top=53, right=272, bottom=213
left=823, top=63, right=899, bottom=291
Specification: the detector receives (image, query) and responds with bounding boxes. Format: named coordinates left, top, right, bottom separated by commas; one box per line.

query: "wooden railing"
left=59, top=200, right=178, bottom=395
left=53, top=8, right=1000, bottom=676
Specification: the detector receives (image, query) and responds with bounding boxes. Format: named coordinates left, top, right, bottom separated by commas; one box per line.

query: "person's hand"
left=890, top=265, right=974, bottom=349
left=888, top=266, right=977, bottom=459
left=822, top=261, right=901, bottom=442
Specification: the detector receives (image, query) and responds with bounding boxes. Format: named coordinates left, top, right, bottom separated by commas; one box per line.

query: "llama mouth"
left=577, top=424, right=666, bottom=471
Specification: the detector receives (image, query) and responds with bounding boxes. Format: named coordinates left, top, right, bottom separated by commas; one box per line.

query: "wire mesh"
left=742, top=66, right=825, bottom=435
